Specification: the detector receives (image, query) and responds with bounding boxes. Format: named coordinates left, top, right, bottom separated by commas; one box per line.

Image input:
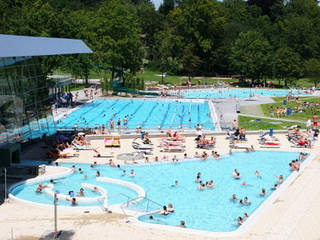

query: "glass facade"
left=0, top=56, right=56, bottom=144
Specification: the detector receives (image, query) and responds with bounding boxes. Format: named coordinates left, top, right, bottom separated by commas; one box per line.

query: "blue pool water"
left=56, top=99, right=214, bottom=130
left=171, top=88, right=311, bottom=99
left=11, top=151, right=303, bottom=232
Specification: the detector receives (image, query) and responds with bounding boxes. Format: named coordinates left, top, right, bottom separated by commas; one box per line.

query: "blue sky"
left=151, top=0, right=163, bottom=9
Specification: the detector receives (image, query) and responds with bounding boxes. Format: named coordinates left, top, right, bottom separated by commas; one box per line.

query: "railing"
left=119, top=195, right=163, bottom=215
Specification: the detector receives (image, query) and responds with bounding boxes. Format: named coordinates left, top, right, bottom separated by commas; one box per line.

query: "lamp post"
left=54, top=192, right=58, bottom=238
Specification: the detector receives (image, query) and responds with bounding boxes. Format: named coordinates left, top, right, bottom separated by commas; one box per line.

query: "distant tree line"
left=1, top=0, right=320, bottom=87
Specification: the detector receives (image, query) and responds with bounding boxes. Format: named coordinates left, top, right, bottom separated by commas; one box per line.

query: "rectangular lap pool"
left=56, top=99, right=214, bottom=130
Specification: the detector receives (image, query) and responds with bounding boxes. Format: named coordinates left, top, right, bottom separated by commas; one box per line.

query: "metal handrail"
left=120, top=195, right=163, bottom=215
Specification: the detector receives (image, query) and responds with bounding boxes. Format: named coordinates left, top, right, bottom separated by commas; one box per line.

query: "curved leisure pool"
left=10, top=151, right=305, bottom=232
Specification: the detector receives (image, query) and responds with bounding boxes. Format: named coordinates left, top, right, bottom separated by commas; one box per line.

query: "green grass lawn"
left=54, top=69, right=103, bottom=79
left=260, top=97, right=320, bottom=121
left=136, top=70, right=234, bottom=86
left=64, top=83, right=91, bottom=91
left=238, top=116, right=306, bottom=130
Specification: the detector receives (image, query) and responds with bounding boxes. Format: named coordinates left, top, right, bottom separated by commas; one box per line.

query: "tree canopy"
left=1, top=0, right=320, bottom=87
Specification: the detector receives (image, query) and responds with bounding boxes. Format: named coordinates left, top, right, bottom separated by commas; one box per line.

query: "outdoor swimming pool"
left=56, top=99, right=214, bottom=130
left=171, top=88, right=312, bottom=99
left=10, top=151, right=304, bottom=232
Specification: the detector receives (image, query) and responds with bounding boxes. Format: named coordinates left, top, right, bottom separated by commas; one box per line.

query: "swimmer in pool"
left=149, top=215, right=160, bottom=221
left=167, top=203, right=174, bottom=212
left=232, top=169, right=241, bottom=179
left=171, top=180, right=179, bottom=187
left=77, top=188, right=84, bottom=197
left=230, top=194, right=237, bottom=202
left=260, top=188, right=266, bottom=197
left=277, top=175, right=283, bottom=184
left=271, top=184, right=280, bottom=190
left=255, top=170, right=261, bottom=178
left=129, top=169, right=135, bottom=177
left=194, top=175, right=201, bottom=182
left=160, top=206, right=169, bottom=215
left=244, top=197, right=251, bottom=205
left=206, top=180, right=215, bottom=188
left=122, top=170, right=126, bottom=176
left=36, top=183, right=47, bottom=193
left=71, top=197, right=77, bottom=206
left=96, top=171, right=100, bottom=177
left=49, top=179, right=57, bottom=184
left=198, top=182, right=206, bottom=190
left=177, top=220, right=186, bottom=228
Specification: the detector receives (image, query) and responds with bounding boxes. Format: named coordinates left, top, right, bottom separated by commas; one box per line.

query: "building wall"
left=0, top=56, right=56, bottom=144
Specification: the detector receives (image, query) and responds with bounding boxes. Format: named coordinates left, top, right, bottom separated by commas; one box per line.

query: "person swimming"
left=36, top=183, right=47, bottom=193
left=260, top=188, right=266, bottom=197
left=149, top=215, right=160, bottom=221
left=77, top=188, right=84, bottom=197
left=198, top=182, right=206, bottom=190
left=195, top=175, right=201, bottom=183
left=167, top=203, right=174, bottom=212
left=49, top=179, right=57, bottom=184
left=206, top=180, right=215, bottom=188
left=71, top=197, right=77, bottom=206
left=232, top=169, right=241, bottom=179
left=255, top=170, right=261, bottom=178
left=160, top=206, right=169, bottom=215
left=277, top=175, right=283, bottom=184
left=129, top=169, right=135, bottom=177
left=96, top=171, right=100, bottom=177
left=177, top=220, right=186, bottom=228
left=230, top=194, right=237, bottom=202
left=171, top=180, right=179, bottom=187
left=244, top=197, right=251, bottom=205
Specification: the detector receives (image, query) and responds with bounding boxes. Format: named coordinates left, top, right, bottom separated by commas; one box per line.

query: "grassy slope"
left=260, top=97, right=320, bottom=121
left=238, top=116, right=306, bottom=130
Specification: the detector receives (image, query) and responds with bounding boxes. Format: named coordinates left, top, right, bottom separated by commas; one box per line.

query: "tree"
left=63, top=54, right=93, bottom=84
left=305, top=58, right=320, bottom=87
left=166, top=0, right=225, bottom=75
left=182, top=43, right=202, bottom=81
left=278, top=0, right=320, bottom=60
left=153, top=28, right=182, bottom=82
left=273, top=47, right=304, bottom=86
left=91, top=0, right=143, bottom=82
left=230, top=31, right=273, bottom=84
left=247, top=0, right=284, bottom=21
left=159, top=0, right=176, bottom=15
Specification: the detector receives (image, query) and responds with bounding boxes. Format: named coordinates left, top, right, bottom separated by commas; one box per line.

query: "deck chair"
left=132, top=138, right=153, bottom=154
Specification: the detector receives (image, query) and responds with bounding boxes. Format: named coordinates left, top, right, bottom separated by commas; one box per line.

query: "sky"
left=152, top=0, right=163, bottom=9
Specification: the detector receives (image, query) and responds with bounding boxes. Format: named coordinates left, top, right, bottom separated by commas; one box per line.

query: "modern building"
left=0, top=34, right=92, bottom=146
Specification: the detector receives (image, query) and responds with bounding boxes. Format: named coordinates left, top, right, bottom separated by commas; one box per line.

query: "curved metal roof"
left=0, top=34, right=93, bottom=57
